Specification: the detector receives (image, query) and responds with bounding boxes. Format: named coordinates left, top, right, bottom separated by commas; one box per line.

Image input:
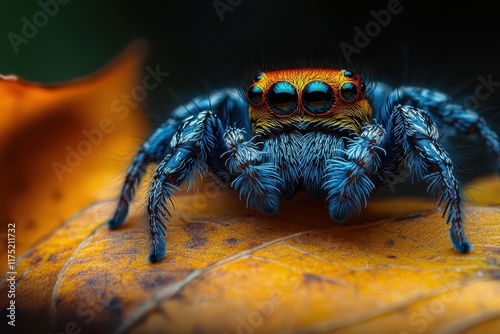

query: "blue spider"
left=107, top=67, right=500, bottom=263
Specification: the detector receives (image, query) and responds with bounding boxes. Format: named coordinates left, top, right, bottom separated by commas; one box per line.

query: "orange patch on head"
left=246, top=68, right=372, bottom=135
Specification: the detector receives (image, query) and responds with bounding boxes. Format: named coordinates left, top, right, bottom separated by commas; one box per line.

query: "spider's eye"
left=343, top=70, right=353, bottom=78
left=341, top=82, right=358, bottom=101
left=302, top=81, right=334, bottom=114
left=267, top=81, right=298, bottom=115
left=360, top=80, right=366, bottom=93
left=248, top=85, right=263, bottom=105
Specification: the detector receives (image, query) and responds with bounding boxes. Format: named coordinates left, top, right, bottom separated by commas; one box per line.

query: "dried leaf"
left=0, top=41, right=149, bottom=272
left=1, top=177, right=499, bottom=333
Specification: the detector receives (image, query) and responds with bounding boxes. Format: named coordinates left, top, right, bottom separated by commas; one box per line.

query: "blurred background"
left=1, top=0, right=500, bottom=180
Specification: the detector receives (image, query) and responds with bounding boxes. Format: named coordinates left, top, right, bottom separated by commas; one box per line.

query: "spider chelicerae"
left=106, top=67, right=500, bottom=263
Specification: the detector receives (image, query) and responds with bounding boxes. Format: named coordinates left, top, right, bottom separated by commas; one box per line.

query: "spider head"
left=246, top=68, right=372, bottom=136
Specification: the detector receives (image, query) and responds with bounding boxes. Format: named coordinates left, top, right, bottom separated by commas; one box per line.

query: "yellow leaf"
left=1, top=178, right=499, bottom=333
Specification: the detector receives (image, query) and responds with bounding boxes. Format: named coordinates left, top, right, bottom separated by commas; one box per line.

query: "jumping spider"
left=106, top=68, right=500, bottom=262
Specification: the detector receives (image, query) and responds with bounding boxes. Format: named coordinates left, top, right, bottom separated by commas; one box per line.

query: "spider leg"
left=222, top=127, right=281, bottom=215
left=388, top=87, right=500, bottom=173
left=107, top=88, right=245, bottom=230
left=106, top=121, right=178, bottom=230
left=391, top=105, right=471, bottom=253
left=147, top=111, right=224, bottom=262
left=324, top=124, right=386, bottom=222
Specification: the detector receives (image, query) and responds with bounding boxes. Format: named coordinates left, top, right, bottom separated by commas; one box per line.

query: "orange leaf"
left=0, top=41, right=150, bottom=273
left=1, top=177, right=499, bottom=333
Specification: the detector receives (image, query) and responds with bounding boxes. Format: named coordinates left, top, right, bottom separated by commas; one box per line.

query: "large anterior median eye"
left=302, top=81, right=334, bottom=114
left=267, top=81, right=298, bottom=115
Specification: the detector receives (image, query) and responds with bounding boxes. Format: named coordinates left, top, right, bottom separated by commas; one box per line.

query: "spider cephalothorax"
left=247, top=68, right=371, bottom=136
left=106, top=67, right=500, bottom=263
left=242, top=68, right=373, bottom=200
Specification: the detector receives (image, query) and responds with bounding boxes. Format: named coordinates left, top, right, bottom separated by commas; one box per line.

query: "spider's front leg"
left=391, top=105, right=472, bottom=253
left=147, top=111, right=226, bottom=262
left=107, top=88, right=245, bottom=231
left=222, top=128, right=282, bottom=215
left=324, top=124, right=386, bottom=222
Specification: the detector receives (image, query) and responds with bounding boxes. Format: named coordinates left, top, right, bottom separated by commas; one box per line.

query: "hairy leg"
left=222, top=127, right=281, bottom=215
left=147, top=111, right=224, bottom=262
left=107, top=121, right=177, bottom=230
left=324, top=124, right=386, bottom=222
left=390, top=105, right=471, bottom=253
left=388, top=87, right=500, bottom=172
left=107, top=88, right=248, bottom=230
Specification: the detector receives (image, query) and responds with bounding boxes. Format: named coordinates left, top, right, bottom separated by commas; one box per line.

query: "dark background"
left=1, top=0, right=500, bottom=182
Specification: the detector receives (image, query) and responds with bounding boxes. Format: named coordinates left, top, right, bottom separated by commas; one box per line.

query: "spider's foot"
left=450, top=227, right=472, bottom=253
left=148, top=237, right=166, bottom=263
left=257, top=193, right=280, bottom=215
left=328, top=202, right=352, bottom=224
left=232, top=163, right=282, bottom=215
left=327, top=193, right=358, bottom=223
left=148, top=251, right=165, bottom=263
left=107, top=205, right=129, bottom=230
